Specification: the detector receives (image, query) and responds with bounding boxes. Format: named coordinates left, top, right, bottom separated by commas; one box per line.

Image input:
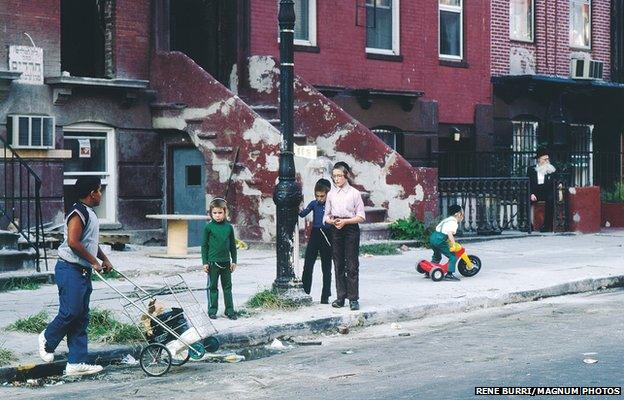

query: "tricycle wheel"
left=430, top=267, right=444, bottom=282
left=458, top=255, right=481, bottom=277
left=140, top=343, right=172, bottom=377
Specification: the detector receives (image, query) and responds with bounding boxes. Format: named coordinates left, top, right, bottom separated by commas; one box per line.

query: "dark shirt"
left=299, top=200, right=329, bottom=228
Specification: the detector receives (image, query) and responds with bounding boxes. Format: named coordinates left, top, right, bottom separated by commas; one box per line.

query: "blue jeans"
left=44, top=260, right=93, bottom=363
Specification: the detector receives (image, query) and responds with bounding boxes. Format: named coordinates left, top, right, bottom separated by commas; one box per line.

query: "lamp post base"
left=272, top=280, right=312, bottom=306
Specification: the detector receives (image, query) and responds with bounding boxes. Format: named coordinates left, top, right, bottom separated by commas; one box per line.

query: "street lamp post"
left=273, top=0, right=310, bottom=304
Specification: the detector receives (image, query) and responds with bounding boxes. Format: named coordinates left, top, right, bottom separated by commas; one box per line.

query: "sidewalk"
left=1, top=230, right=623, bottom=380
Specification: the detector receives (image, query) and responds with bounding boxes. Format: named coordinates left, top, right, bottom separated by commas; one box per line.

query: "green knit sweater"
left=201, top=220, right=237, bottom=264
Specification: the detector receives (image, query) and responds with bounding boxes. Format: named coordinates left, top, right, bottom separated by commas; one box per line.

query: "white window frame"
left=570, top=0, right=592, bottom=50
left=7, top=115, right=56, bottom=150
left=365, top=0, right=401, bottom=56
left=278, top=0, right=317, bottom=47
left=62, top=123, right=117, bottom=224
left=509, top=0, right=534, bottom=43
left=438, top=0, right=464, bottom=61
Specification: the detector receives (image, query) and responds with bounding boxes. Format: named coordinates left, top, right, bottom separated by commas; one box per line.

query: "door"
left=173, top=148, right=206, bottom=247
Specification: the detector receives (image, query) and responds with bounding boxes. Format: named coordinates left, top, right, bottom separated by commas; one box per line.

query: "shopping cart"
left=92, top=268, right=220, bottom=376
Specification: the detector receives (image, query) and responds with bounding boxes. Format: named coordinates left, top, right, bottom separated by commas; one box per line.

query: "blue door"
left=173, top=148, right=206, bottom=247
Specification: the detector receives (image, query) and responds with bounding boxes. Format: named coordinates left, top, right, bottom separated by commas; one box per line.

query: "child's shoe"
left=225, top=313, right=238, bottom=320
left=444, top=272, right=460, bottom=281
left=209, top=314, right=217, bottom=319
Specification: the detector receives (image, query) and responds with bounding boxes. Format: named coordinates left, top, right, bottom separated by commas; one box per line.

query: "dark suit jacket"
left=527, top=166, right=554, bottom=200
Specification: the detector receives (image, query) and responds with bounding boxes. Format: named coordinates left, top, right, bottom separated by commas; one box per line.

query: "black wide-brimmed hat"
left=535, top=148, right=549, bottom=159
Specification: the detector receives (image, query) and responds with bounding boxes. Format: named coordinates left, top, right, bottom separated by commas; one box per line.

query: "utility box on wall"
left=567, top=186, right=601, bottom=233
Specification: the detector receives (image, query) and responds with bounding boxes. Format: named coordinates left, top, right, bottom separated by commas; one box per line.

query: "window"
left=283, top=0, right=317, bottom=46
left=366, top=0, right=400, bottom=55
left=511, top=121, right=538, bottom=176
left=63, top=124, right=117, bottom=223
left=186, top=165, right=201, bottom=186
left=570, top=0, right=591, bottom=49
left=7, top=115, right=55, bottom=149
left=439, top=0, right=463, bottom=60
left=569, top=124, right=593, bottom=186
left=510, top=0, right=534, bottom=42
left=372, top=128, right=399, bottom=151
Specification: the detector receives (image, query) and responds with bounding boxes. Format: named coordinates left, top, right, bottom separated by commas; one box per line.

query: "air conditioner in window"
left=570, top=58, right=604, bottom=80
left=6, top=115, right=56, bottom=149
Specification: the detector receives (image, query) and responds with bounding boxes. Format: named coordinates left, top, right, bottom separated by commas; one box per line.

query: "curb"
left=2, top=274, right=622, bottom=382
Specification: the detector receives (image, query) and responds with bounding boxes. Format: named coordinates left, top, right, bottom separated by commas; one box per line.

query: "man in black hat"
left=527, top=149, right=556, bottom=232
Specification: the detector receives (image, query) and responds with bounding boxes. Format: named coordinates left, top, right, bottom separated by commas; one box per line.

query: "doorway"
left=172, top=147, right=206, bottom=247
left=170, top=0, right=239, bottom=85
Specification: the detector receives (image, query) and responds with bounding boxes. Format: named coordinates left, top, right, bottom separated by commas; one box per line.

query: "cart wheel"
left=170, top=348, right=191, bottom=366
left=430, top=267, right=444, bottom=282
left=203, top=336, right=220, bottom=353
left=416, top=262, right=425, bottom=274
left=140, top=343, right=172, bottom=377
left=189, top=342, right=206, bottom=360
left=458, top=255, right=482, bottom=277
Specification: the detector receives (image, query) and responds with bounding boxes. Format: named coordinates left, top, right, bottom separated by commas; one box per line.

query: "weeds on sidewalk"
left=246, top=289, right=300, bottom=310
left=0, top=278, right=42, bottom=292
left=390, top=215, right=437, bottom=247
left=87, top=309, right=143, bottom=343
left=0, top=346, right=16, bottom=366
left=6, top=311, right=49, bottom=333
left=360, top=243, right=400, bottom=255
left=91, top=269, right=123, bottom=282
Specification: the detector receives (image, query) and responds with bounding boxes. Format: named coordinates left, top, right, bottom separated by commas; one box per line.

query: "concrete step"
left=364, top=206, right=387, bottom=223
left=250, top=104, right=279, bottom=120
left=0, top=248, right=37, bottom=272
left=359, top=222, right=392, bottom=241
left=150, top=102, right=187, bottom=111
left=0, top=230, right=19, bottom=250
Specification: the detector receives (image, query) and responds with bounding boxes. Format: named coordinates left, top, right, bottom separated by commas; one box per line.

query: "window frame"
left=62, top=123, right=117, bottom=224
left=7, top=115, right=56, bottom=150
left=365, top=0, right=401, bottom=56
left=509, top=0, right=535, bottom=43
left=438, top=0, right=464, bottom=61
left=294, top=0, right=317, bottom=47
left=569, top=0, right=592, bottom=50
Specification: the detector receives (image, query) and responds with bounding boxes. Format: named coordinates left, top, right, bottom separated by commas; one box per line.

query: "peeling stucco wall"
left=150, top=52, right=437, bottom=242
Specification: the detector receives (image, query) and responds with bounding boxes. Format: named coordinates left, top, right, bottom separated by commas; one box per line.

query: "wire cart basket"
left=92, top=269, right=219, bottom=376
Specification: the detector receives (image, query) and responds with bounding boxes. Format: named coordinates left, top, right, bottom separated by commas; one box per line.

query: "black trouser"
left=302, top=227, right=332, bottom=300
left=534, top=184, right=554, bottom=230
left=331, top=224, right=360, bottom=302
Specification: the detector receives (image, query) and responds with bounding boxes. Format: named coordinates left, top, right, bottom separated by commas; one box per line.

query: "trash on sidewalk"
left=400, top=245, right=410, bottom=252
left=267, top=338, right=292, bottom=350
left=120, top=354, right=138, bottom=365
left=295, top=340, right=323, bottom=346
left=390, top=323, right=402, bottom=330
left=328, top=373, right=357, bottom=379
left=224, top=354, right=245, bottom=363
left=363, top=253, right=373, bottom=258
left=337, top=325, right=349, bottom=335
left=582, top=358, right=598, bottom=364
left=342, top=349, right=354, bottom=355
left=398, top=332, right=411, bottom=337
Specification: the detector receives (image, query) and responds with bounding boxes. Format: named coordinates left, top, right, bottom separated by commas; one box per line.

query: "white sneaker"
left=64, top=363, right=104, bottom=376
left=38, top=331, right=54, bottom=363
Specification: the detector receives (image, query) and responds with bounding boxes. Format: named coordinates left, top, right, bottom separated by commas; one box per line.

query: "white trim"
left=62, top=123, right=117, bottom=224
left=8, top=115, right=56, bottom=149
left=438, top=0, right=463, bottom=60
left=509, top=0, right=534, bottom=42
left=569, top=0, right=592, bottom=50
left=365, top=0, right=401, bottom=56
left=284, top=0, right=317, bottom=47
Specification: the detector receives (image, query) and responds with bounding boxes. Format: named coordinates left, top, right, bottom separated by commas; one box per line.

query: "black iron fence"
left=435, top=150, right=624, bottom=198
left=438, top=177, right=531, bottom=236
left=0, top=137, right=48, bottom=271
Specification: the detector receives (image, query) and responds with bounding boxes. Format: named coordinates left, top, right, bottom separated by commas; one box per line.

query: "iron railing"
left=0, top=137, right=48, bottom=271
left=438, top=177, right=531, bottom=236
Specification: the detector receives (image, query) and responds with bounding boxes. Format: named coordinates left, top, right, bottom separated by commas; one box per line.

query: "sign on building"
left=294, top=144, right=317, bottom=159
left=9, top=45, right=44, bottom=84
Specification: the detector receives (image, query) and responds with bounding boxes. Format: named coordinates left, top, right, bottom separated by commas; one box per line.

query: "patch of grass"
left=6, top=311, right=49, bottom=334
left=360, top=243, right=400, bottom=255
left=389, top=215, right=438, bottom=247
left=0, top=278, right=42, bottom=292
left=91, top=269, right=123, bottom=282
left=246, top=289, right=299, bottom=310
left=0, top=347, right=17, bottom=366
left=87, top=309, right=143, bottom=344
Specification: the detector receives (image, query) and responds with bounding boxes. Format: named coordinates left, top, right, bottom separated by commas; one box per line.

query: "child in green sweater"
left=202, top=198, right=238, bottom=320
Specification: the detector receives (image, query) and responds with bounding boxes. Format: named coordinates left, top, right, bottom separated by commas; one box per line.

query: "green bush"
left=390, top=215, right=437, bottom=246
left=360, top=243, right=400, bottom=255
left=246, top=289, right=299, bottom=310
left=0, top=278, right=41, bottom=292
left=602, top=182, right=624, bottom=203
left=6, top=311, right=49, bottom=333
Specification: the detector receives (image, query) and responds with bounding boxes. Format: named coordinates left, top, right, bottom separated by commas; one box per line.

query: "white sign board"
left=78, top=139, right=91, bottom=158
left=9, top=45, right=44, bottom=84
left=294, top=144, right=317, bottom=159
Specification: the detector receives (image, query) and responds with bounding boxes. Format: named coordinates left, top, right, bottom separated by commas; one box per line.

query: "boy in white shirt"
left=429, top=204, right=464, bottom=281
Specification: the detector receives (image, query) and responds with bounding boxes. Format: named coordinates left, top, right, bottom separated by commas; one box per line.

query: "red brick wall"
left=492, top=0, right=611, bottom=80
left=114, top=0, right=151, bottom=79
left=250, top=1, right=491, bottom=125
left=0, top=0, right=61, bottom=77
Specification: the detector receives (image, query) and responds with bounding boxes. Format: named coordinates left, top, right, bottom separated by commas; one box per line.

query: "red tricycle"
left=416, top=242, right=482, bottom=281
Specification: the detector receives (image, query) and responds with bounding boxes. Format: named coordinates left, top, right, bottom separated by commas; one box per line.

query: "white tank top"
left=57, top=202, right=100, bottom=268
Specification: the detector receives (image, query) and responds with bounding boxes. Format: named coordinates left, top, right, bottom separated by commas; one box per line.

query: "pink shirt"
left=324, top=183, right=366, bottom=222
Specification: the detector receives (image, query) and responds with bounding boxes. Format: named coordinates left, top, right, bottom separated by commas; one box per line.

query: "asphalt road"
left=3, top=288, right=624, bottom=400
